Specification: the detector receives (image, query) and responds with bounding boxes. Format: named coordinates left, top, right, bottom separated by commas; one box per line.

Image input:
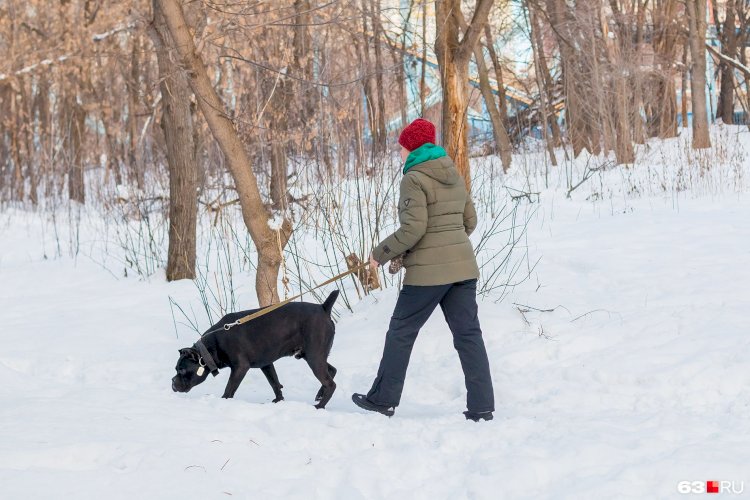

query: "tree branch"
left=456, top=0, right=494, bottom=63
left=706, top=42, right=750, bottom=76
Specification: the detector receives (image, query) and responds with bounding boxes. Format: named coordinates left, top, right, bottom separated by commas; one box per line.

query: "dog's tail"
left=321, top=290, right=340, bottom=316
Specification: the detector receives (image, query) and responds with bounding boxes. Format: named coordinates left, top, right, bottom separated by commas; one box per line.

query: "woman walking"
left=352, top=118, right=495, bottom=421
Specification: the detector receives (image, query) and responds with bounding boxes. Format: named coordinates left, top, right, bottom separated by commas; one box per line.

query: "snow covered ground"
left=1, top=130, right=749, bottom=499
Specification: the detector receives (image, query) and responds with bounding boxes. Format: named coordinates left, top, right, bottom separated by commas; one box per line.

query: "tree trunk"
left=291, top=0, right=315, bottom=124
left=681, top=43, right=689, bottom=128
left=151, top=0, right=199, bottom=281
left=475, top=44, right=512, bottom=171
left=631, top=0, right=647, bottom=145
left=420, top=0, right=427, bottom=115
left=264, top=74, right=290, bottom=212
left=156, top=0, right=291, bottom=306
left=648, top=0, right=679, bottom=139
left=545, top=0, right=593, bottom=156
left=600, top=5, right=635, bottom=164
left=20, top=80, right=38, bottom=204
left=10, top=88, right=25, bottom=202
left=65, top=96, right=86, bottom=204
left=529, top=13, right=561, bottom=148
left=371, top=0, right=388, bottom=154
left=435, top=0, right=494, bottom=190
left=483, top=26, right=510, bottom=130
left=359, top=0, right=381, bottom=156
left=396, top=2, right=414, bottom=129
left=128, top=36, right=145, bottom=190
left=395, top=49, right=408, bottom=129
left=717, top=0, right=737, bottom=124
left=528, top=6, right=558, bottom=165
left=32, top=77, right=52, bottom=204
left=686, top=0, right=712, bottom=149
left=269, top=140, right=287, bottom=211
left=457, top=12, right=511, bottom=171
left=613, top=76, right=635, bottom=164
left=437, top=49, right=471, bottom=185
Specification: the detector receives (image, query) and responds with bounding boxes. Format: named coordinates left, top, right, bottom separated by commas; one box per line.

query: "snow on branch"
left=705, top=43, right=750, bottom=76
left=0, top=55, right=69, bottom=82
left=92, top=23, right=135, bottom=42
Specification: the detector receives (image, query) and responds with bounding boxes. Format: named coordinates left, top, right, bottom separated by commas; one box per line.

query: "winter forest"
left=1, top=0, right=748, bottom=498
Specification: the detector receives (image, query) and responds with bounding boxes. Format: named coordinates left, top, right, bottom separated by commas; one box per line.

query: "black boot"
left=352, top=393, right=395, bottom=417
left=464, top=410, right=493, bottom=422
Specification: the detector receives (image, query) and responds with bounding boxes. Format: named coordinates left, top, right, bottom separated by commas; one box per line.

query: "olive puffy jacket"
left=372, top=155, right=479, bottom=286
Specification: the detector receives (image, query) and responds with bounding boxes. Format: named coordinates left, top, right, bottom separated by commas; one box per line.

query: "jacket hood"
left=403, top=144, right=460, bottom=185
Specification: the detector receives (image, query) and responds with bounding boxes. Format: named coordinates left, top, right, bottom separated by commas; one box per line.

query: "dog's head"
left=172, top=347, right=209, bottom=393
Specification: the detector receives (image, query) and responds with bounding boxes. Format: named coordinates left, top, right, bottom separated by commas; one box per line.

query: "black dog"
left=172, top=291, right=340, bottom=409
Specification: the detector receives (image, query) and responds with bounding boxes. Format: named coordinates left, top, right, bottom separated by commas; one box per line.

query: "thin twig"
left=571, top=309, right=619, bottom=322
left=516, top=306, right=531, bottom=326
left=513, top=302, right=571, bottom=315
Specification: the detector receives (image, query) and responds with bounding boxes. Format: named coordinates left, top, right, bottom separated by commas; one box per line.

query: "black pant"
left=366, top=279, right=495, bottom=412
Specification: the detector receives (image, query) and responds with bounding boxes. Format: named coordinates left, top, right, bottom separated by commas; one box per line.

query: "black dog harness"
left=194, top=340, right=220, bottom=377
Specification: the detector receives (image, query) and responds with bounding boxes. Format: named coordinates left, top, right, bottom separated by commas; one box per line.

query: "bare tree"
left=456, top=10, right=512, bottom=171
left=151, top=0, right=199, bottom=281
left=543, top=0, right=598, bottom=157
left=527, top=4, right=558, bottom=166
left=60, top=0, right=86, bottom=204
left=714, top=0, right=738, bottom=124
left=156, top=0, right=292, bottom=306
left=435, top=0, right=495, bottom=189
left=685, top=0, right=711, bottom=149
left=646, top=0, right=680, bottom=139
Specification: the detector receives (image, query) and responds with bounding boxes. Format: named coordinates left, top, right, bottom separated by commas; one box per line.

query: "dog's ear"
left=178, top=347, right=198, bottom=359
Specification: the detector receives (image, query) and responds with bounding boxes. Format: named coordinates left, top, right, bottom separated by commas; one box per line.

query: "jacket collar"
left=403, top=143, right=447, bottom=174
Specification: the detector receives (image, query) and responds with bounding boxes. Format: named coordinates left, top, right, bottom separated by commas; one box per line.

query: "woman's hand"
left=369, top=253, right=379, bottom=270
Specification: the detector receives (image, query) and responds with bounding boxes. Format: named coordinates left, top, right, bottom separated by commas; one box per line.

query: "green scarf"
left=403, top=143, right=447, bottom=174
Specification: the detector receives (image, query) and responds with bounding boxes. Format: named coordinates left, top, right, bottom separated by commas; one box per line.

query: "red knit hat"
left=398, top=118, right=436, bottom=151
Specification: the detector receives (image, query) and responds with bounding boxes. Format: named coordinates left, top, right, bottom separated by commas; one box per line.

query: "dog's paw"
left=272, top=396, right=284, bottom=403
left=314, top=403, right=326, bottom=410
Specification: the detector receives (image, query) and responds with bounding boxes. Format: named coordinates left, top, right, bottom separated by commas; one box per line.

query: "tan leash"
left=210, top=261, right=371, bottom=334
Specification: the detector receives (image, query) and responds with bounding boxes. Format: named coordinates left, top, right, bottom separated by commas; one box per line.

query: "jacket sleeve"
left=464, top=196, right=478, bottom=236
left=372, top=174, right=428, bottom=264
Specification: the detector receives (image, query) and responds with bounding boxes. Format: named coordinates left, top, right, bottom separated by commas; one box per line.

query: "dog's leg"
left=315, top=363, right=337, bottom=402
left=306, top=356, right=336, bottom=409
left=222, top=364, right=250, bottom=398
left=261, top=364, right=284, bottom=403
